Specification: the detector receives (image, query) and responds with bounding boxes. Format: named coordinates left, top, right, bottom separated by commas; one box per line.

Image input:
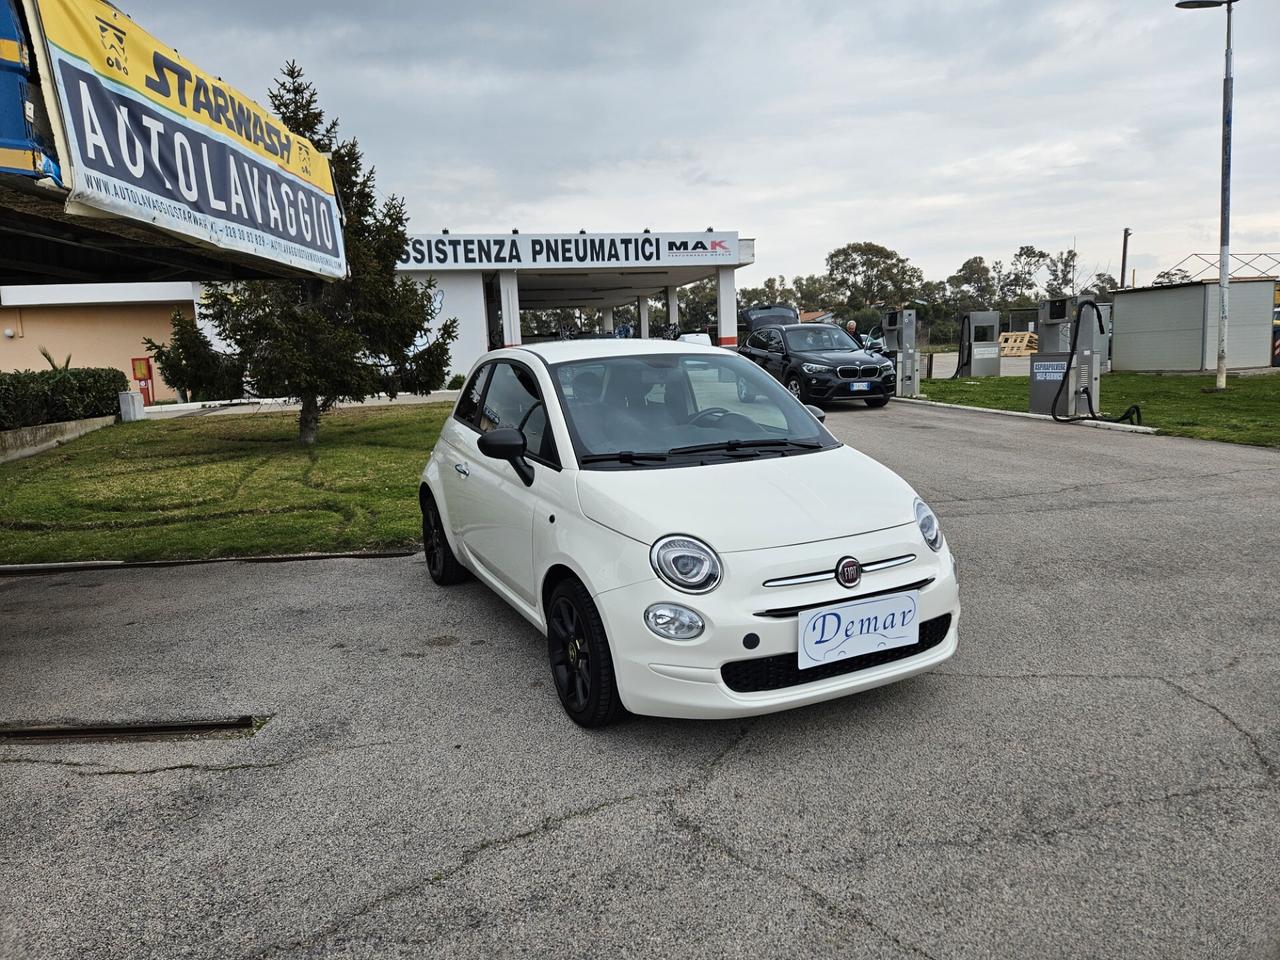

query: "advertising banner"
left=27, top=0, right=346, bottom=278
left=399, top=232, right=741, bottom=272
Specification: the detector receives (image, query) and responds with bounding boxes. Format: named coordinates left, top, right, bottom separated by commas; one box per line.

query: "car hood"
left=575, top=445, right=917, bottom=552
left=795, top=348, right=886, bottom=365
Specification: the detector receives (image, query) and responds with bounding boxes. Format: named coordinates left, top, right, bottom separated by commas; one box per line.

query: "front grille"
left=721, top=614, right=952, bottom=693
left=836, top=364, right=883, bottom=379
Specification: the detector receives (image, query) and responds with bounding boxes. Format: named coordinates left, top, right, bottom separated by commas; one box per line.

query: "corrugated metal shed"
left=1111, top=278, right=1277, bottom=371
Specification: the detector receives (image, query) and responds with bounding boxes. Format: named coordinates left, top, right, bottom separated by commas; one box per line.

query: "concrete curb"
left=0, top=549, right=418, bottom=577
left=0, top=415, right=117, bottom=464
left=897, top=397, right=1158, bottom=435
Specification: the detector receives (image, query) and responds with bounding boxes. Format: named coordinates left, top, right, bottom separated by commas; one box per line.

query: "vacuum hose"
left=1050, top=299, right=1142, bottom=426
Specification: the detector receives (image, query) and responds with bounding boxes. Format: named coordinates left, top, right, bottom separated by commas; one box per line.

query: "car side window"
left=765, top=329, right=784, bottom=353
left=454, top=364, right=491, bottom=429
left=746, top=330, right=767, bottom=350
left=479, top=362, right=558, bottom=467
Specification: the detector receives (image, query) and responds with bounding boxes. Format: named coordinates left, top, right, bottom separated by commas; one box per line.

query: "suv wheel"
left=785, top=375, right=807, bottom=403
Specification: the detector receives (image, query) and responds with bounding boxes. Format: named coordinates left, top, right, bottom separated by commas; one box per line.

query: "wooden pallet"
left=999, top=332, right=1038, bottom=357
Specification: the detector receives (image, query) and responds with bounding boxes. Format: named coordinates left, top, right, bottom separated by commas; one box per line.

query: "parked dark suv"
left=738, top=323, right=895, bottom=407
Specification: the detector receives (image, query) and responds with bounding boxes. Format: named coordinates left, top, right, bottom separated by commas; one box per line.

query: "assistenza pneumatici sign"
left=26, top=0, right=347, bottom=279
left=398, top=232, right=741, bottom=271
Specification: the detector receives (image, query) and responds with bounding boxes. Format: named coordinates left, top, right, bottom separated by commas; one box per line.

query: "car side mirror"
left=477, top=428, right=535, bottom=486
left=805, top=404, right=826, bottom=423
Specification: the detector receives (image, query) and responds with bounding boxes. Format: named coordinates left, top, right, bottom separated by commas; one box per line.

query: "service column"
left=716, top=266, right=737, bottom=346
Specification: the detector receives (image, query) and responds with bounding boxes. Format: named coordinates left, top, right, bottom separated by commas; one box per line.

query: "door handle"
left=454, top=462, right=470, bottom=478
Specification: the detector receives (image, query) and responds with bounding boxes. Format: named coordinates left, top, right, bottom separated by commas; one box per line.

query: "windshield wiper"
left=579, top=450, right=669, bottom=464
left=667, top=438, right=825, bottom=456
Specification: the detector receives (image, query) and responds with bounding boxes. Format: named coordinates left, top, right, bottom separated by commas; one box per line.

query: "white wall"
left=0, top=282, right=198, bottom=308
left=1202, top=280, right=1275, bottom=370
left=1113, top=280, right=1276, bottom=372
left=1112, top=284, right=1210, bottom=371
left=408, top=271, right=489, bottom=379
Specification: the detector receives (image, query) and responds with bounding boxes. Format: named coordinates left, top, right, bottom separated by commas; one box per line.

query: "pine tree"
left=201, top=62, right=455, bottom=444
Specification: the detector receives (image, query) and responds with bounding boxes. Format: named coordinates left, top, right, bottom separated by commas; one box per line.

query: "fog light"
left=644, top=603, right=705, bottom=640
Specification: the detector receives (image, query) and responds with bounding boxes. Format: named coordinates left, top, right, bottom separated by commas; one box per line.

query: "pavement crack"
left=882, top=782, right=1272, bottom=859
left=668, top=805, right=940, bottom=960
left=244, top=793, right=641, bottom=959
left=0, top=739, right=405, bottom=778
left=0, top=756, right=107, bottom=770
left=1162, top=679, right=1278, bottom=781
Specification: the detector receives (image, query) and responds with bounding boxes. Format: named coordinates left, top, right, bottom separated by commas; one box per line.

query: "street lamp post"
left=1176, top=0, right=1238, bottom=390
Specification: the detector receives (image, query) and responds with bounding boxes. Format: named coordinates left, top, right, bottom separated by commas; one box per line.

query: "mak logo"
left=95, top=16, right=128, bottom=76
left=666, top=239, right=730, bottom=255
left=836, top=556, right=862, bottom=589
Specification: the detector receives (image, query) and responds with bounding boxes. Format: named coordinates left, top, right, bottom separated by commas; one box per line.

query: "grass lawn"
left=0, top=404, right=450, bottom=565
left=919, top=371, right=1280, bottom=447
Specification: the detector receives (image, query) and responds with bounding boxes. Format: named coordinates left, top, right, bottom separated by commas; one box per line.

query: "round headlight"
left=644, top=603, right=705, bottom=640
left=650, top=535, right=722, bottom=594
left=915, top=498, right=943, bottom=552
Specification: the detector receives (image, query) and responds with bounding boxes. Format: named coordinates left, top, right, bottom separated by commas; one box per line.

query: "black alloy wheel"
left=421, top=490, right=467, bottom=585
left=546, top=578, right=625, bottom=727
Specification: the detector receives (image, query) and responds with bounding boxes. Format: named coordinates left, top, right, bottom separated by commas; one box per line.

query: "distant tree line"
left=732, top=242, right=1122, bottom=345
left=526, top=241, right=1142, bottom=346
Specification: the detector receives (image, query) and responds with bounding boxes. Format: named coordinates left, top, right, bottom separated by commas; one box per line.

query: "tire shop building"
left=397, top=230, right=756, bottom=379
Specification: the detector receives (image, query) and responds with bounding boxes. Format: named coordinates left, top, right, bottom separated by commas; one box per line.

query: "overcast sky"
left=126, top=0, right=1278, bottom=289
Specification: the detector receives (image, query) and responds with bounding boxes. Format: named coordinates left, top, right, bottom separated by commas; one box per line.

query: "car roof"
left=513, top=338, right=724, bottom=364
left=756, top=323, right=837, bottom=333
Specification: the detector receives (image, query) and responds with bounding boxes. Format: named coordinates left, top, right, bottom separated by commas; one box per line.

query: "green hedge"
left=0, top=367, right=129, bottom=431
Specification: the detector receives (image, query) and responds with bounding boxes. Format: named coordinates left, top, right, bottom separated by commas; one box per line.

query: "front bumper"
left=805, top=373, right=895, bottom=401
left=592, top=526, right=960, bottom=719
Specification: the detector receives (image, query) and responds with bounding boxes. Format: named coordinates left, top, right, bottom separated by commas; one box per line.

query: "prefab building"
left=1111, top=278, right=1279, bottom=372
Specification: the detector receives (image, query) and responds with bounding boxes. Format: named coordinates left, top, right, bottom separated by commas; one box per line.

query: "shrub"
left=446, top=373, right=466, bottom=390
left=0, top=367, right=129, bottom=431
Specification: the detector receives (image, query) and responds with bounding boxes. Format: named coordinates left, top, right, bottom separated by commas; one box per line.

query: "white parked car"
left=419, top=339, right=959, bottom=726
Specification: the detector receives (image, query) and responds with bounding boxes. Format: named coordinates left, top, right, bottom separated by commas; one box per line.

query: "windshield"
left=552, top=352, right=837, bottom=469
left=784, top=326, right=858, bottom=352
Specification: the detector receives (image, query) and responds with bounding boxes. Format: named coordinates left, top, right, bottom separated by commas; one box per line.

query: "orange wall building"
left=0, top=284, right=200, bottom=402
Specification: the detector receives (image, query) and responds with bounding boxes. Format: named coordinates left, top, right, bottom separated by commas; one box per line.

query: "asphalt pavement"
left=1, top=400, right=1277, bottom=960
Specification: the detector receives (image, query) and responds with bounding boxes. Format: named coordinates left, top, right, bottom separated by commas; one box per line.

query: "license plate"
left=850, top=381, right=871, bottom=392
left=797, top=590, right=920, bottom=670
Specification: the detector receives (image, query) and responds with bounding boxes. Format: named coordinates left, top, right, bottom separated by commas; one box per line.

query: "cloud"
left=122, top=0, right=1279, bottom=288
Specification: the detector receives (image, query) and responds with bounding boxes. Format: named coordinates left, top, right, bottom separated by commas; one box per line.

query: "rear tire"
left=736, top=379, right=755, bottom=403
left=865, top=395, right=891, bottom=408
left=546, top=577, right=626, bottom=728
left=421, top=489, right=468, bottom=585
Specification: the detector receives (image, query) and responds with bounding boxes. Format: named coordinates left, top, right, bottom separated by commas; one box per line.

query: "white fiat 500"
left=420, top=339, right=959, bottom=726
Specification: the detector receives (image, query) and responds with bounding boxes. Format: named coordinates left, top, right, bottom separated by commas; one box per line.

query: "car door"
left=454, top=359, right=559, bottom=606
left=741, top=330, right=768, bottom=367
left=438, top=362, right=492, bottom=541
left=764, top=328, right=788, bottom=380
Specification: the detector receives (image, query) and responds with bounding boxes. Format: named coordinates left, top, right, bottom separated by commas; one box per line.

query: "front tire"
left=865, top=395, right=891, bottom=408
left=546, top=577, right=625, bottom=727
left=736, top=379, right=755, bottom=403
left=422, top=489, right=468, bottom=585
left=785, top=374, right=807, bottom=404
